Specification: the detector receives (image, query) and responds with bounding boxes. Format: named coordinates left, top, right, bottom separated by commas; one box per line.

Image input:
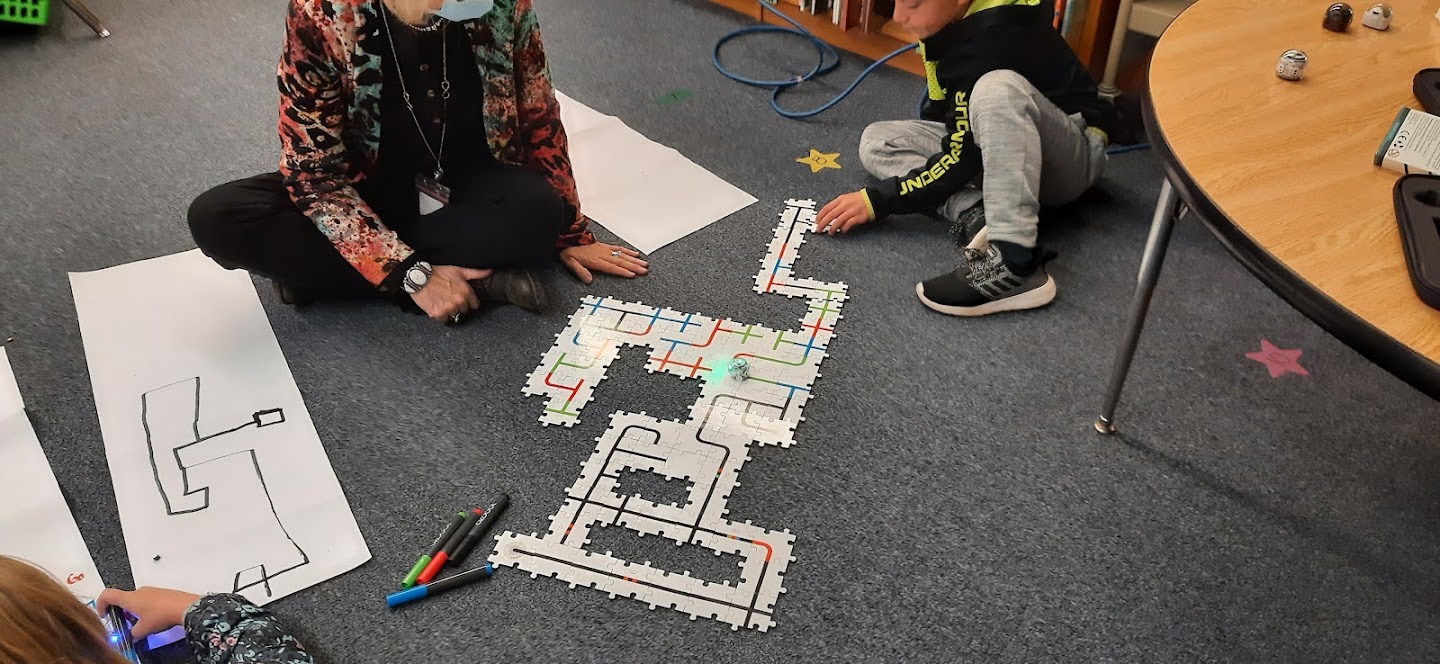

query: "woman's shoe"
left=476, top=269, right=548, bottom=313
left=271, top=280, right=317, bottom=307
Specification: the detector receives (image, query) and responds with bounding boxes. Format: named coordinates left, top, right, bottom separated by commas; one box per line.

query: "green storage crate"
left=0, top=0, right=49, bottom=26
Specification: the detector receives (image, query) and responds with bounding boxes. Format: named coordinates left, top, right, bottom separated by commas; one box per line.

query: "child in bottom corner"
left=816, top=0, right=1115, bottom=316
left=0, top=555, right=315, bottom=664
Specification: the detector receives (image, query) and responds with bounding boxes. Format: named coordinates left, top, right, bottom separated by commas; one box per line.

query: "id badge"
left=416, top=174, right=451, bottom=216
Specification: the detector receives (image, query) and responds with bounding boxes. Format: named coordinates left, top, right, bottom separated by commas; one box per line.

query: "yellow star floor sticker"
left=796, top=149, right=841, bottom=173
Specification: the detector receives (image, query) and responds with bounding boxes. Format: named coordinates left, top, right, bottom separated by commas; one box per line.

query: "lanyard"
left=380, top=3, right=451, bottom=181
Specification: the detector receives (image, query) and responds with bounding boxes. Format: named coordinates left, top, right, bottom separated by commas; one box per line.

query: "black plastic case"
left=1392, top=174, right=1440, bottom=309
left=1413, top=68, right=1440, bottom=115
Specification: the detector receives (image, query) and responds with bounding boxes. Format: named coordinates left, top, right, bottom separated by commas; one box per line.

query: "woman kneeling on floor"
left=188, top=0, right=647, bottom=324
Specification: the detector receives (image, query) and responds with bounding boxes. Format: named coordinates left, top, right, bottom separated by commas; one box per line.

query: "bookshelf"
left=701, top=0, right=1111, bottom=81
left=703, top=0, right=927, bottom=77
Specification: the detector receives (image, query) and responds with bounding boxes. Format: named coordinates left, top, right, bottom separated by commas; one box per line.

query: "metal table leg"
left=1094, top=178, right=1183, bottom=435
left=59, top=0, right=109, bottom=37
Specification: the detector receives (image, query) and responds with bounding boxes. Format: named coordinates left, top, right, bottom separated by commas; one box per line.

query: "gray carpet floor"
left=4, top=0, right=1440, bottom=661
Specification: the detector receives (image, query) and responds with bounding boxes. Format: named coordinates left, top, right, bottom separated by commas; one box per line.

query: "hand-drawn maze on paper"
left=493, top=199, right=845, bottom=631
left=140, top=378, right=309, bottom=597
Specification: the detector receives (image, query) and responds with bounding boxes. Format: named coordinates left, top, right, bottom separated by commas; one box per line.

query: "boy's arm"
left=184, top=594, right=315, bottom=664
left=862, top=88, right=983, bottom=220
left=866, top=42, right=1010, bottom=220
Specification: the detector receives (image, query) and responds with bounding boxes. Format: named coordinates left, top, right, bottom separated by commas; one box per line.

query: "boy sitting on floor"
left=816, top=0, right=1114, bottom=317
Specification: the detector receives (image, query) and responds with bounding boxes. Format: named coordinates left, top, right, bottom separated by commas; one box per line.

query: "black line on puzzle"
left=140, top=377, right=308, bottom=596
left=511, top=200, right=829, bottom=629
left=545, top=353, right=800, bottom=620
left=512, top=546, right=773, bottom=619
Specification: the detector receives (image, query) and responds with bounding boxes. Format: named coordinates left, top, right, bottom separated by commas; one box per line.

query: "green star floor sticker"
left=654, top=88, right=694, bottom=105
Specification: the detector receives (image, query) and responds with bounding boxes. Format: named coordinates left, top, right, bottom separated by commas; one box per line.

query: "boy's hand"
left=98, top=586, right=201, bottom=638
left=817, top=191, right=874, bottom=235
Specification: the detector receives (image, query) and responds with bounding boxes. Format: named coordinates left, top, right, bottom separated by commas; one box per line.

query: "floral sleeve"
left=279, top=0, right=414, bottom=286
left=512, top=0, right=595, bottom=249
left=184, top=594, right=314, bottom=664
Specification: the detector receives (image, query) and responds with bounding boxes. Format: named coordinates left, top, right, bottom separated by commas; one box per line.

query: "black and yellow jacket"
left=864, top=0, right=1113, bottom=220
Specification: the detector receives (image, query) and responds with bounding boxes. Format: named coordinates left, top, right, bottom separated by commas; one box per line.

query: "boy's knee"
left=973, top=70, right=1029, bottom=96
left=971, top=70, right=1035, bottom=110
left=858, top=122, right=902, bottom=173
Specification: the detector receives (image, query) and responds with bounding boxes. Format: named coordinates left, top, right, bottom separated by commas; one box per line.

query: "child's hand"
left=98, top=586, right=201, bottom=637
left=817, top=191, right=874, bottom=235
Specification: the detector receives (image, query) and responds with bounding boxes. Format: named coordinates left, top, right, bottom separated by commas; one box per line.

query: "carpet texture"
left=3, top=1, right=1440, bottom=661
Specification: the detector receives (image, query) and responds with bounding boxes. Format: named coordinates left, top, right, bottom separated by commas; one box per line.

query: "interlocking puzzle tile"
left=511, top=198, right=847, bottom=630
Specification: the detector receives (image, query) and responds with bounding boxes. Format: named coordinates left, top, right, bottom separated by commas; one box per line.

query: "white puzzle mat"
left=493, top=199, right=845, bottom=631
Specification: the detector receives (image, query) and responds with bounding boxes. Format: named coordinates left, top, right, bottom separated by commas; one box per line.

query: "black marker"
left=416, top=508, right=481, bottom=584
left=402, top=511, right=467, bottom=588
left=449, top=493, right=510, bottom=566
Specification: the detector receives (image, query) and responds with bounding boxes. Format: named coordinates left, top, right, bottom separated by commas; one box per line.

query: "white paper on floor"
left=70, top=250, right=370, bottom=605
left=557, top=91, right=757, bottom=254
left=0, top=348, right=107, bottom=606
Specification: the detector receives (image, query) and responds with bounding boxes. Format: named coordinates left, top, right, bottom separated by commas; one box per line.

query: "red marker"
left=416, top=508, right=482, bottom=585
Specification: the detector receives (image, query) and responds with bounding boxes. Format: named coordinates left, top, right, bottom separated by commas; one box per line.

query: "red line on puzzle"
left=543, top=371, right=584, bottom=408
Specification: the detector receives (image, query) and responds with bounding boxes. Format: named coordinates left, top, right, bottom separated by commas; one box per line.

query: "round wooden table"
left=1096, top=0, right=1440, bottom=433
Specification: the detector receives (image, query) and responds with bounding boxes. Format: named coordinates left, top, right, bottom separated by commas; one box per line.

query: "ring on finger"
left=611, top=249, right=622, bottom=257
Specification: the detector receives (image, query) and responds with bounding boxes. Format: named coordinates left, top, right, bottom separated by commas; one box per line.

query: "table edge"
left=1141, top=92, right=1440, bottom=401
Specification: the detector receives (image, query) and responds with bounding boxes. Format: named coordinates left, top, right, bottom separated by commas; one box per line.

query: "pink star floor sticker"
left=1246, top=339, right=1309, bottom=378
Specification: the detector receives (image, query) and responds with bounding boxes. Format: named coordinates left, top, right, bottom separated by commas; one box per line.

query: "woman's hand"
left=97, top=587, right=201, bottom=638
left=561, top=243, right=649, bottom=284
left=411, top=266, right=493, bottom=322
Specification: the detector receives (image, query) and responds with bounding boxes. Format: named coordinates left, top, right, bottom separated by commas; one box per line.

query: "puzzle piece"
left=508, top=199, right=845, bottom=631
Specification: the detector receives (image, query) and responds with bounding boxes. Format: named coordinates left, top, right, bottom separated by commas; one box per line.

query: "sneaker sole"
left=914, top=276, right=1057, bottom=317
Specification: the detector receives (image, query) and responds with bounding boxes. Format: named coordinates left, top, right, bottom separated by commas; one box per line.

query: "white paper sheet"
left=0, top=348, right=107, bottom=606
left=557, top=92, right=757, bottom=254
left=70, top=251, right=370, bottom=605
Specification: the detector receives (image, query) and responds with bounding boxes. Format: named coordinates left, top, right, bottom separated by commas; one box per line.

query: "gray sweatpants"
left=858, top=70, right=1108, bottom=249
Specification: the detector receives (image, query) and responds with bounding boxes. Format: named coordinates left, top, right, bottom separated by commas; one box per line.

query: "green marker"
left=402, top=511, right=467, bottom=588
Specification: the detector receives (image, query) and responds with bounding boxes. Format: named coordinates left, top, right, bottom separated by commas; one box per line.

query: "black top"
left=366, top=8, right=493, bottom=226
left=919, top=3, right=1112, bottom=131
left=864, top=2, right=1115, bottom=219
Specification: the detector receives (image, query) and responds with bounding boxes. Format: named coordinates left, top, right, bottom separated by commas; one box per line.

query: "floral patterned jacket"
left=185, top=594, right=314, bottom=664
left=279, top=0, right=595, bottom=286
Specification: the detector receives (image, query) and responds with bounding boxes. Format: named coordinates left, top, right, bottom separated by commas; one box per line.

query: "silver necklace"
left=384, top=1, right=447, bottom=31
left=380, top=3, right=451, bottom=180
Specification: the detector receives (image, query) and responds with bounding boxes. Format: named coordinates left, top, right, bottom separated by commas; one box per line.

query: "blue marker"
left=386, top=564, right=494, bottom=608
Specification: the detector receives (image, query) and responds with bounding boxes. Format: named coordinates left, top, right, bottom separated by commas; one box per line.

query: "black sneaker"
left=475, top=268, right=548, bottom=313
left=947, top=205, right=987, bottom=249
left=915, top=243, right=1056, bottom=316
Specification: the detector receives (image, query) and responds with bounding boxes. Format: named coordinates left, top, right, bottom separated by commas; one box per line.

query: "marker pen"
left=416, top=508, right=482, bottom=585
left=386, top=564, right=495, bottom=608
left=448, top=493, right=510, bottom=567
left=401, top=511, right=467, bottom=588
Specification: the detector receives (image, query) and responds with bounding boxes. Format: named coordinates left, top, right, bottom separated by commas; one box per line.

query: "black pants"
left=187, top=165, right=569, bottom=296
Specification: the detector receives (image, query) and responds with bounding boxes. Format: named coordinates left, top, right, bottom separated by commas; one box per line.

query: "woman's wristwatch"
left=401, top=261, right=434, bottom=295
